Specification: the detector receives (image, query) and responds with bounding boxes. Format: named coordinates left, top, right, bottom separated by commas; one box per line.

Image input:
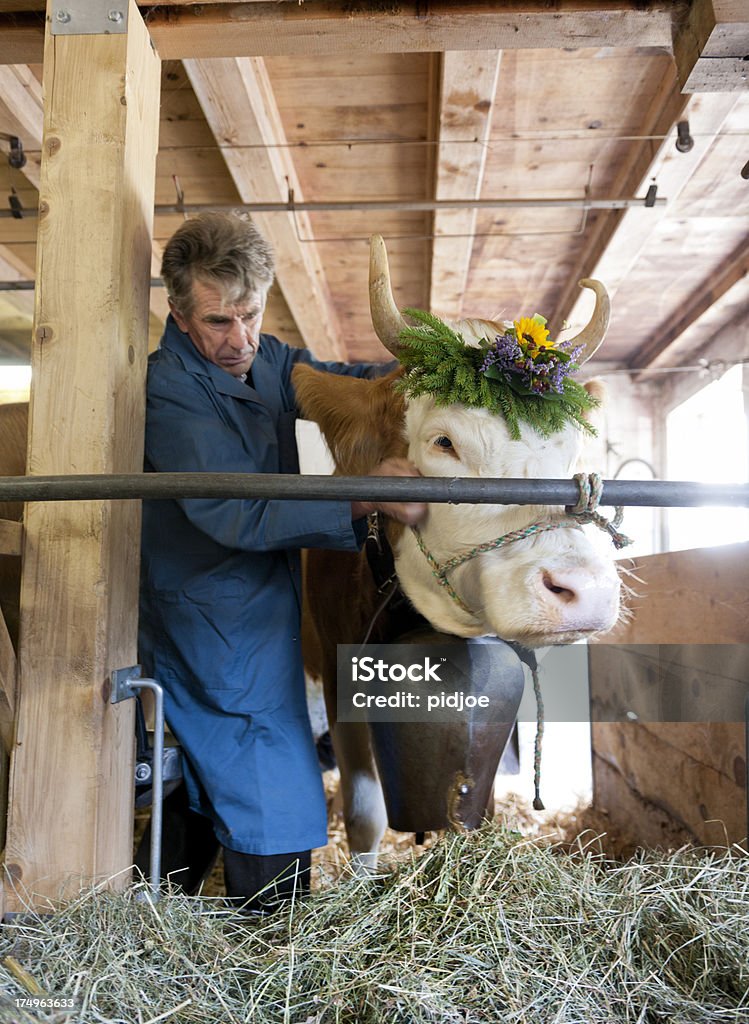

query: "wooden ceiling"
left=0, top=1, right=747, bottom=373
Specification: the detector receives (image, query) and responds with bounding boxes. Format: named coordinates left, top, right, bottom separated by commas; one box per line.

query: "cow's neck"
left=390, top=524, right=488, bottom=639
left=363, top=513, right=432, bottom=641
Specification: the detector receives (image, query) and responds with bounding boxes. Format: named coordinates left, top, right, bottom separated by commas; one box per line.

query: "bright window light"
left=666, top=364, right=748, bottom=552
left=0, top=364, right=31, bottom=404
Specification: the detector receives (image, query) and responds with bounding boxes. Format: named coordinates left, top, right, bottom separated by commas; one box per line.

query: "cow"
left=294, top=235, right=621, bottom=869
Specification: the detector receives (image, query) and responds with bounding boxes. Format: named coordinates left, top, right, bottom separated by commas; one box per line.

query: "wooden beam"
left=4, top=0, right=160, bottom=910
left=629, top=238, right=749, bottom=372
left=562, top=91, right=740, bottom=362
left=0, top=64, right=42, bottom=190
left=429, top=50, right=501, bottom=319
left=674, top=0, right=749, bottom=92
left=0, top=63, right=167, bottom=337
left=0, top=248, right=34, bottom=313
left=549, top=68, right=689, bottom=342
left=0, top=520, right=22, bottom=557
left=0, top=15, right=43, bottom=65
left=0, top=2, right=678, bottom=64
left=0, top=606, right=15, bottom=755
left=183, top=57, right=345, bottom=359
left=0, top=64, right=52, bottom=351
left=0, top=249, right=35, bottom=349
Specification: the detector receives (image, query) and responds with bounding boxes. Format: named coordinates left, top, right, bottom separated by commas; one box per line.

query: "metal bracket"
left=111, top=663, right=142, bottom=703
left=51, top=1, right=129, bottom=36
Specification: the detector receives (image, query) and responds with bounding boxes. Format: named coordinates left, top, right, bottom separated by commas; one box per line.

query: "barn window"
left=0, top=363, right=31, bottom=404
left=665, top=363, right=749, bottom=552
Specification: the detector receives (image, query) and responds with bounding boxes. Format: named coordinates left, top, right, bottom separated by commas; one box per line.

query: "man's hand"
left=351, top=457, right=427, bottom=526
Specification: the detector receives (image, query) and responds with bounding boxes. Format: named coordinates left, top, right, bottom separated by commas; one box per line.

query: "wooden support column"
left=3, top=0, right=160, bottom=912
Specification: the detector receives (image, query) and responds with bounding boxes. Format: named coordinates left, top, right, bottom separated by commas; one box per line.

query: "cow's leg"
left=332, top=720, right=387, bottom=873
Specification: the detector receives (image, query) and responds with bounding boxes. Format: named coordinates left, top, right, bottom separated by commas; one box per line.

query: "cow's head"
left=296, top=237, right=621, bottom=648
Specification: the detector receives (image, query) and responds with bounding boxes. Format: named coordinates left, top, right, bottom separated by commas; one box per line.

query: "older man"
left=137, top=212, right=424, bottom=910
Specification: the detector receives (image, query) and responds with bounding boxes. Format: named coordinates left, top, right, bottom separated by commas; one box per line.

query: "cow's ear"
left=292, top=364, right=406, bottom=475
left=581, top=378, right=607, bottom=432
left=571, top=378, right=607, bottom=473
left=583, top=378, right=606, bottom=407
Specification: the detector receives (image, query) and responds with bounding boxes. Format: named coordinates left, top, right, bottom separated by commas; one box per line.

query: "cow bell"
left=367, top=628, right=525, bottom=833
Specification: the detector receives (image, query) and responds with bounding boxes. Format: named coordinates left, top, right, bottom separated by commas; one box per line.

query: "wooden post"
left=3, top=0, right=160, bottom=912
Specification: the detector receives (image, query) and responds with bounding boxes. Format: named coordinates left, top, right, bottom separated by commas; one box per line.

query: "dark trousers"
left=135, top=783, right=311, bottom=912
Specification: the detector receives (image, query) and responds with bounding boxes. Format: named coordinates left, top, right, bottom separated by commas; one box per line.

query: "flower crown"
left=395, top=308, right=598, bottom=440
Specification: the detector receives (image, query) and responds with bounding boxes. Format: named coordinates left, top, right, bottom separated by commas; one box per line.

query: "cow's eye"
left=434, top=435, right=454, bottom=450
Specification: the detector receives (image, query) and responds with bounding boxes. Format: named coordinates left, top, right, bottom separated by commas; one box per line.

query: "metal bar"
left=155, top=198, right=668, bottom=214
left=0, top=196, right=667, bottom=222
left=0, top=473, right=747, bottom=508
left=134, top=679, right=164, bottom=903
left=0, top=280, right=165, bottom=291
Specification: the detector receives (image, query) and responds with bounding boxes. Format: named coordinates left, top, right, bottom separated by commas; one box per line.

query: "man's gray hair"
left=161, top=211, right=275, bottom=316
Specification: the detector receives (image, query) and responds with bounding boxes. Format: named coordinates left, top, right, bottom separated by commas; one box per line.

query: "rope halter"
left=410, top=471, right=632, bottom=618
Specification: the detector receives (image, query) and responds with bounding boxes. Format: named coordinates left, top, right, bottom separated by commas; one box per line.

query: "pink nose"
left=539, top=568, right=619, bottom=631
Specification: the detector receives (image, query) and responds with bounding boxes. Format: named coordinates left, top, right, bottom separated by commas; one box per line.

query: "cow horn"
left=369, top=234, right=408, bottom=356
left=567, top=279, right=610, bottom=365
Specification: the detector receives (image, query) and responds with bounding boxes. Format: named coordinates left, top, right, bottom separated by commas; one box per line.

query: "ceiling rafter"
left=0, top=63, right=42, bottom=190
left=0, top=244, right=34, bottom=350
left=630, top=237, right=749, bottom=375
left=564, top=90, right=741, bottom=366
left=183, top=56, right=345, bottom=360
left=0, top=65, right=40, bottom=335
left=549, top=68, right=690, bottom=339
left=0, top=2, right=678, bottom=65
left=0, top=63, right=168, bottom=336
left=674, top=0, right=749, bottom=93
left=429, top=50, right=501, bottom=319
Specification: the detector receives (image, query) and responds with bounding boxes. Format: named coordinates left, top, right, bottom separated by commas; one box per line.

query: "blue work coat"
left=139, top=316, right=380, bottom=854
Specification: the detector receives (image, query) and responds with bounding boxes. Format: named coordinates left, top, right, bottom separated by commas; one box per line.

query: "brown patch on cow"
left=293, top=365, right=408, bottom=475
left=295, top=367, right=417, bottom=722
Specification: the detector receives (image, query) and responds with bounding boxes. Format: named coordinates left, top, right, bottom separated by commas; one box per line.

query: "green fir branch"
left=394, top=307, right=599, bottom=439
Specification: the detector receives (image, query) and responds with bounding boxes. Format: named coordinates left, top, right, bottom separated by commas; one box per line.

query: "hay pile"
left=1, top=825, right=748, bottom=1023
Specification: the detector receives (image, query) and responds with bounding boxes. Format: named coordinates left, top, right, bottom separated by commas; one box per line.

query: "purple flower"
left=481, top=328, right=581, bottom=397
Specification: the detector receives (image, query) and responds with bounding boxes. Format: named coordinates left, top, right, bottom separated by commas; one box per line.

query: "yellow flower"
left=514, top=317, right=550, bottom=353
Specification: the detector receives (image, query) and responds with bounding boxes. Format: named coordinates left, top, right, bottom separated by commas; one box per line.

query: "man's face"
left=170, top=278, right=267, bottom=378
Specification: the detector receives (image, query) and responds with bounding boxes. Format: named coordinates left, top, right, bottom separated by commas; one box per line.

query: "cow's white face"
left=394, top=392, right=621, bottom=647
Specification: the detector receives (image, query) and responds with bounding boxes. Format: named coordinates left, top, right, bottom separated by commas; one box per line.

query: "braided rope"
left=438, top=519, right=581, bottom=574
left=411, top=518, right=581, bottom=616
left=411, top=527, right=474, bottom=613
left=565, top=472, right=632, bottom=550
left=411, top=471, right=632, bottom=618
left=531, top=663, right=545, bottom=811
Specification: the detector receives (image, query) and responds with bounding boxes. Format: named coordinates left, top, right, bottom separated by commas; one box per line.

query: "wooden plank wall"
left=589, top=542, right=749, bottom=850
